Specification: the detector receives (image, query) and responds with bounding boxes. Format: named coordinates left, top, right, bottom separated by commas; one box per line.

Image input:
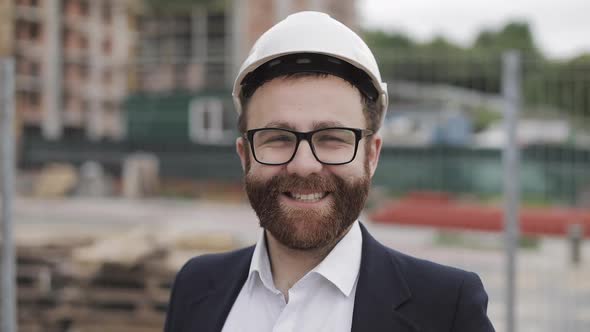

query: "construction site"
left=1, top=0, right=590, bottom=331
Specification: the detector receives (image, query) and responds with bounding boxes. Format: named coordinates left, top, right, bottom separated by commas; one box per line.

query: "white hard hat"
left=232, top=11, right=388, bottom=120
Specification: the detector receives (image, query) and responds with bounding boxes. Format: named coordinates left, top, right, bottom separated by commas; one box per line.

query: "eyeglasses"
left=244, top=127, right=374, bottom=166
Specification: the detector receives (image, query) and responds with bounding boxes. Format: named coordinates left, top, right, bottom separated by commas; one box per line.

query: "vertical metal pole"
left=502, top=51, right=521, bottom=332
left=309, top=0, right=324, bottom=11
left=1, top=58, right=17, bottom=332
left=223, top=1, right=232, bottom=88
left=231, top=0, right=247, bottom=86
left=87, top=0, right=104, bottom=141
left=274, top=0, right=291, bottom=22
left=568, top=223, right=583, bottom=265
left=43, top=0, right=63, bottom=140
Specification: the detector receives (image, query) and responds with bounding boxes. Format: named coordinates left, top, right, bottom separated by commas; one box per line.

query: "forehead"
left=246, top=75, right=365, bottom=130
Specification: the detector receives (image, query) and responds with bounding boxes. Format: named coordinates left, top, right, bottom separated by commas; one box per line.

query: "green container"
left=124, top=90, right=236, bottom=145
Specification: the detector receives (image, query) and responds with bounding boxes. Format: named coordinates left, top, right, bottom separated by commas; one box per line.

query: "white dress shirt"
left=221, top=221, right=363, bottom=332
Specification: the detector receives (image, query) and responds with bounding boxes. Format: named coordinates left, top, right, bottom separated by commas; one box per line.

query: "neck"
left=265, top=224, right=353, bottom=301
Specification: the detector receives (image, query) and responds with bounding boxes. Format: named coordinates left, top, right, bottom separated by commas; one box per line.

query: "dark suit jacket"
left=164, top=223, right=495, bottom=332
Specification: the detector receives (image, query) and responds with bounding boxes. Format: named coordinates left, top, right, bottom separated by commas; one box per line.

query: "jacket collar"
left=187, top=222, right=418, bottom=332
left=185, top=246, right=254, bottom=332
left=351, top=223, right=419, bottom=332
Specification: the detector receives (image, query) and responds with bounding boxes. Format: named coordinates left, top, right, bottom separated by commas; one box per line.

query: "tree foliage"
left=570, top=53, right=590, bottom=65
left=362, top=22, right=590, bottom=118
left=474, top=22, right=540, bottom=57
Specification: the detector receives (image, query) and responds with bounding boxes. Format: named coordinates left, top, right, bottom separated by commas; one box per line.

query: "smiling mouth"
left=284, top=191, right=330, bottom=203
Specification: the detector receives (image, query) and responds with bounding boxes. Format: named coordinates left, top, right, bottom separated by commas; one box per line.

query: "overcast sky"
left=358, top=0, right=590, bottom=59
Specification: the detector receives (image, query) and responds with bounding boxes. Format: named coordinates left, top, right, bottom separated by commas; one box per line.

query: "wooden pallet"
left=39, top=261, right=170, bottom=329
left=17, top=265, right=53, bottom=302
left=12, top=236, right=187, bottom=332
left=44, top=304, right=165, bottom=326
left=17, top=323, right=45, bottom=332
left=16, top=246, right=60, bottom=330
left=67, top=323, right=165, bottom=332
left=15, top=242, right=92, bottom=331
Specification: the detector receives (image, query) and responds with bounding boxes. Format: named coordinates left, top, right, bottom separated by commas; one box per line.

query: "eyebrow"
left=263, top=120, right=345, bottom=131
left=311, top=121, right=344, bottom=130
left=265, top=121, right=296, bottom=130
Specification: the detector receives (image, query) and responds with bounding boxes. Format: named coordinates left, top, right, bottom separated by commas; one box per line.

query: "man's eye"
left=317, top=135, right=347, bottom=143
left=264, top=135, right=293, bottom=143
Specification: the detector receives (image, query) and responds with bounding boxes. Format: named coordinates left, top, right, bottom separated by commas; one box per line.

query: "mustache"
left=258, top=173, right=339, bottom=194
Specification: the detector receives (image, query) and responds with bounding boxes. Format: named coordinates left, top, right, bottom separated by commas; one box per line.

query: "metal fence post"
left=1, top=58, right=17, bottom=332
left=568, top=223, right=583, bottom=265
left=502, top=50, right=521, bottom=332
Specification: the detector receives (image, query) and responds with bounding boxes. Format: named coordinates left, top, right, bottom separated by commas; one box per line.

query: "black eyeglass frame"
left=244, top=127, right=374, bottom=166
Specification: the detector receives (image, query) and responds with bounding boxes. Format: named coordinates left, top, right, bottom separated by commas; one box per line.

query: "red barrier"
left=370, top=192, right=590, bottom=238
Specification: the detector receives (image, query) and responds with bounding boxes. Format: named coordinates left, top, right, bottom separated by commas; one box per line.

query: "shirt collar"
left=248, top=230, right=279, bottom=293
left=311, top=221, right=362, bottom=297
left=248, top=221, right=363, bottom=297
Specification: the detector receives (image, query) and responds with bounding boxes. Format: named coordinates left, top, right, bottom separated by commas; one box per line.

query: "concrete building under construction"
left=4, top=0, right=357, bottom=141
left=6, top=0, right=137, bottom=140
left=134, top=0, right=357, bottom=91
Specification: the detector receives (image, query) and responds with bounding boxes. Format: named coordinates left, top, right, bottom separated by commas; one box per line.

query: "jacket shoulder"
left=173, top=246, right=255, bottom=293
left=164, top=246, right=254, bottom=332
left=388, top=247, right=472, bottom=285
left=386, top=247, right=494, bottom=331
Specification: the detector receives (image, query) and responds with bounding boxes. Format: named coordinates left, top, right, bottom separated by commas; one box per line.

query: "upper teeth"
left=292, top=192, right=325, bottom=202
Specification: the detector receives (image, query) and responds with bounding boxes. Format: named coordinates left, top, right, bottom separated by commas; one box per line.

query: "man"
left=165, top=11, right=495, bottom=332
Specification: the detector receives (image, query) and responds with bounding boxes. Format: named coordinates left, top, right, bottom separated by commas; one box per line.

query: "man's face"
left=236, top=75, right=382, bottom=251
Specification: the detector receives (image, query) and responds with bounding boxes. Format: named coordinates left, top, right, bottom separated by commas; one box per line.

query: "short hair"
left=237, top=72, right=381, bottom=134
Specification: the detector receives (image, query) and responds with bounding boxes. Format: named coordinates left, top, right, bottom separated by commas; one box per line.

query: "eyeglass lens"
left=252, top=128, right=357, bottom=164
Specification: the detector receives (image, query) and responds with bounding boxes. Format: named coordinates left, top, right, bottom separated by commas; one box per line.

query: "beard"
left=244, top=159, right=371, bottom=251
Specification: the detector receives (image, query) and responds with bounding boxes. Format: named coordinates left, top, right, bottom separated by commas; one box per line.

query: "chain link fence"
left=373, top=51, right=590, bottom=332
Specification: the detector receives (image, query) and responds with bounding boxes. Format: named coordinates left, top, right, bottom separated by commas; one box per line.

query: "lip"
left=280, top=192, right=331, bottom=208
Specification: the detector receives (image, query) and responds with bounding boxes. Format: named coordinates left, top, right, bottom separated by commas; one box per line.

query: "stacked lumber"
left=14, top=228, right=240, bottom=332
left=16, top=241, right=89, bottom=332
left=46, top=263, right=171, bottom=332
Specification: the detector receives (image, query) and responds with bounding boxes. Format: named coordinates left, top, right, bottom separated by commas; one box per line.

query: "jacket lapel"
left=351, top=224, right=421, bottom=332
left=185, top=246, right=254, bottom=332
left=182, top=225, right=421, bottom=332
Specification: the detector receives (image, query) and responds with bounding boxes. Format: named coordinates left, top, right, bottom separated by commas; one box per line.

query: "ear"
left=367, top=133, right=382, bottom=178
left=236, top=136, right=247, bottom=171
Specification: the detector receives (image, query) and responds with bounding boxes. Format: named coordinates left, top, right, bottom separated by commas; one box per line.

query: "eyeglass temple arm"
left=360, top=129, right=374, bottom=138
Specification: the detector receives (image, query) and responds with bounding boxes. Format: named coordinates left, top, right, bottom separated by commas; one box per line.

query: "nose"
left=286, top=140, right=323, bottom=177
